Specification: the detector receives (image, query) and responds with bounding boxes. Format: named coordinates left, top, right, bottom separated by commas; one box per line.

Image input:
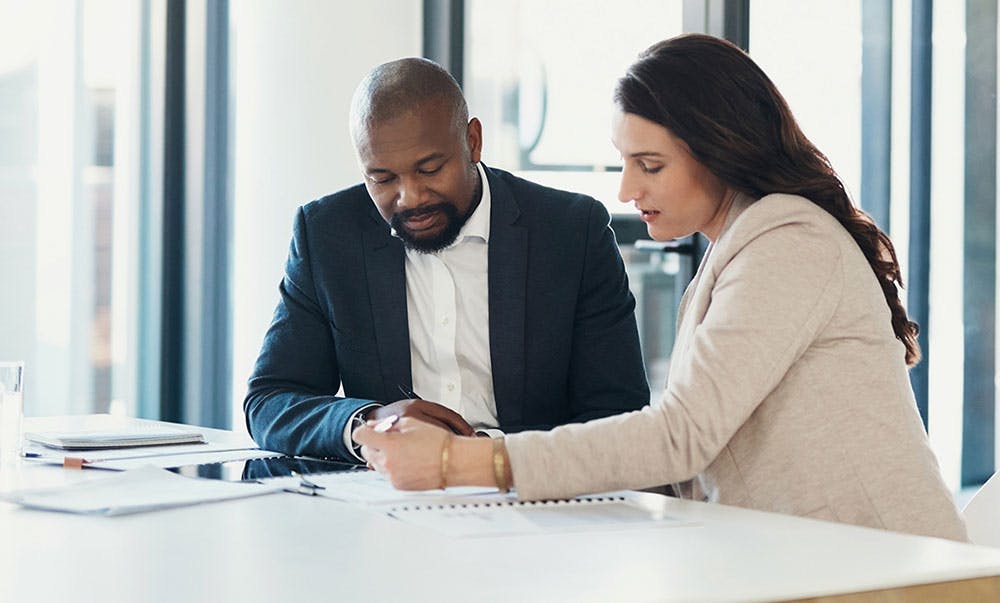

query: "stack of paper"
left=1, top=466, right=286, bottom=516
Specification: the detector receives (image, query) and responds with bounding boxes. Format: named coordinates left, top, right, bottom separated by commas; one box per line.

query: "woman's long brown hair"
left=615, top=34, right=920, bottom=366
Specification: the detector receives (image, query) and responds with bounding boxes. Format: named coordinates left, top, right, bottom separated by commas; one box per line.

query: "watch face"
left=165, top=456, right=365, bottom=482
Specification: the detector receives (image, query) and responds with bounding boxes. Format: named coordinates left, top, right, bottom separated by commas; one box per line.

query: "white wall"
left=229, top=1, right=422, bottom=433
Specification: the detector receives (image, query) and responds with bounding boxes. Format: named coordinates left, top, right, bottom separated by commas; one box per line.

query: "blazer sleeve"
left=564, top=201, right=650, bottom=422
left=505, top=218, right=844, bottom=500
left=243, top=207, right=377, bottom=461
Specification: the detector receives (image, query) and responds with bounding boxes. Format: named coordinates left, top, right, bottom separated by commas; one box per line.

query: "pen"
left=372, top=414, right=399, bottom=433
left=397, top=384, right=421, bottom=400
left=22, top=452, right=42, bottom=458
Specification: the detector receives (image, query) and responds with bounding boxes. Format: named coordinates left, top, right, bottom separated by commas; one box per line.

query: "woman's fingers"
left=352, top=423, right=389, bottom=448
left=356, top=418, right=450, bottom=490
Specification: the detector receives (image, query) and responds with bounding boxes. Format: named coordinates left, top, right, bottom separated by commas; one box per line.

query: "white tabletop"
left=3, top=416, right=1000, bottom=603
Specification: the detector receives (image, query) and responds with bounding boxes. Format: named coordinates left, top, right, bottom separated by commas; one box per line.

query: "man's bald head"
left=350, top=57, right=469, bottom=144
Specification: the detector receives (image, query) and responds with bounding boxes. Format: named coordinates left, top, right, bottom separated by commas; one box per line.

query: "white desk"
left=2, top=416, right=1000, bottom=603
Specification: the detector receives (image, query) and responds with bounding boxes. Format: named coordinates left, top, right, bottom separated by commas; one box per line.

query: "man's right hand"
left=363, top=399, right=475, bottom=436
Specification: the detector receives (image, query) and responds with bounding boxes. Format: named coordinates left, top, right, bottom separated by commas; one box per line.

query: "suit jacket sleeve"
left=243, top=206, right=377, bottom=461
left=561, top=201, right=650, bottom=424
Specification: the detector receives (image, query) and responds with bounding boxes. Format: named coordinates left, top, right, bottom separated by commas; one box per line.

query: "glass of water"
left=0, top=362, right=24, bottom=465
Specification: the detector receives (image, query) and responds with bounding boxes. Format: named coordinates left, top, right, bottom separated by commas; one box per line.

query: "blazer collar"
left=678, top=191, right=757, bottom=325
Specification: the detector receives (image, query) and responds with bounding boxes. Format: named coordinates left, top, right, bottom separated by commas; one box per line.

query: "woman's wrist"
left=449, top=436, right=500, bottom=487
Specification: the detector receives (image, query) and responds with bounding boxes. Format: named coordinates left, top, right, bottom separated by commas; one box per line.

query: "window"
left=0, top=0, right=143, bottom=418
left=748, top=0, right=986, bottom=491
left=464, top=0, right=683, bottom=213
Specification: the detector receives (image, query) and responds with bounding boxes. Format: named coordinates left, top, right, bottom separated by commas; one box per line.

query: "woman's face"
left=612, top=110, right=734, bottom=242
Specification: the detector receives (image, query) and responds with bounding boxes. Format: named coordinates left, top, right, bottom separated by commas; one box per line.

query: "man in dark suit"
left=244, top=57, right=648, bottom=462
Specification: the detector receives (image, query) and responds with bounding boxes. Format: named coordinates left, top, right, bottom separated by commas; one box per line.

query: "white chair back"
left=963, top=472, right=1000, bottom=547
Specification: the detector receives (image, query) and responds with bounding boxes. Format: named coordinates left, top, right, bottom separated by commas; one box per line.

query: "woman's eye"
left=640, top=163, right=663, bottom=174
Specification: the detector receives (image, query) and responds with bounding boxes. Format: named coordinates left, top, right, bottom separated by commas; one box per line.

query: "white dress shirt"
left=344, top=163, right=500, bottom=459
left=405, top=162, right=498, bottom=429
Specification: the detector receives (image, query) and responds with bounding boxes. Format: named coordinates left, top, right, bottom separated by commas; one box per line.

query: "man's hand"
left=364, top=399, right=475, bottom=436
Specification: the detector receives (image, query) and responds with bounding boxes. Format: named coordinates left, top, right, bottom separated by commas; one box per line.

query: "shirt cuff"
left=343, top=403, right=383, bottom=462
left=475, top=428, right=506, bottom=439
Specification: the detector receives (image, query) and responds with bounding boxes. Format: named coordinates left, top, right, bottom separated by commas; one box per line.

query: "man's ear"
left=466, top=117, right=483, bottom=164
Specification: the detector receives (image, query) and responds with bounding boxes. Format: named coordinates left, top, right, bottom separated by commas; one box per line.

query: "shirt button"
left=447, top=383, right=455, bottom=392
left=442, top=316, right=450, bottom=326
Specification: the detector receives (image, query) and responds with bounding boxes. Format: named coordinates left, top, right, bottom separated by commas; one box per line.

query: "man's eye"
left=370, top=175, right=395, bottom=185
left=418, top=166, right=442, bottom=175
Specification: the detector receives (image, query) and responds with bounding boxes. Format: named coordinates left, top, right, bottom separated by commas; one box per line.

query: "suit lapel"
left=486, top=169, right=527, bottom=426
left=362, top=207, right=412, bottom=401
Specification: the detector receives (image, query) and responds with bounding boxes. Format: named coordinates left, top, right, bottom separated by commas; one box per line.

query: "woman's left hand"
left=352, top=417, right=452, bottom=490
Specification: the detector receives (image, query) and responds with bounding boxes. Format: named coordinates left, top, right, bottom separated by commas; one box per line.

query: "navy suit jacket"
left=244, top=165, right=649, bottom=461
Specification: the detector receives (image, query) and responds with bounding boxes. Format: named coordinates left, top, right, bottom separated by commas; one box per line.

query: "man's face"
left=355, top=101, right=483, bottom=253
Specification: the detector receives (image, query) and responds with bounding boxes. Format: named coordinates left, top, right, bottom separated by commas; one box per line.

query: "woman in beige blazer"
left=354, top=34, right=968, bottom=541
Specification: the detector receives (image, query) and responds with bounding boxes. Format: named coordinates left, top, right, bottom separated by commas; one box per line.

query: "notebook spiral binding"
left=389, top=495, right=628, bottom=513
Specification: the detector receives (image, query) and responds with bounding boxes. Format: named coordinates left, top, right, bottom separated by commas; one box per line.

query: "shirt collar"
left=455, top=162, right=490, bottom=245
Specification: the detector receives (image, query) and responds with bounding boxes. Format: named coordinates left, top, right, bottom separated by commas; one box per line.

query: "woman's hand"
left=352, top=417, right=451, bottom=490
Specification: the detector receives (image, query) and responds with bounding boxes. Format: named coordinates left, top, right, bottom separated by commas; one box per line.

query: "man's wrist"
left=344, top=403, right=383, bottom=461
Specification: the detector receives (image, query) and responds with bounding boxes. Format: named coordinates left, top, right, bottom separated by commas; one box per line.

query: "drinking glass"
left=0, top=362, right=24, bottom=465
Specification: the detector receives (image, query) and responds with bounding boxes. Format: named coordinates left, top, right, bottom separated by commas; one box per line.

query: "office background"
left=0, top=0, right=995, bottom=495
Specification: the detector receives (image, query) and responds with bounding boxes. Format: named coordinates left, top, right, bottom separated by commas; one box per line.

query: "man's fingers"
left=421, top=415, right=462, bottom=434
left=417, top=403, right=475, bottom=436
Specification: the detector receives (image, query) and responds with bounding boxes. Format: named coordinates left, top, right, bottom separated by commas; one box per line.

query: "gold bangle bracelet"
left=439, top=434, right=452, bottom=490
left=492, top=436, right=510, bottom=493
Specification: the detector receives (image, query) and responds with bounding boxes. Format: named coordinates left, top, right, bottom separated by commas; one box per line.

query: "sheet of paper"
left=281, top=469, right=501, bottom=505
left=2, top=466, right=287, bottom=516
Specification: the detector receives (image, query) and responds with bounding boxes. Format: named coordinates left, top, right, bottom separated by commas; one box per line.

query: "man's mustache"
left=395, top=203, right=453, bottom=222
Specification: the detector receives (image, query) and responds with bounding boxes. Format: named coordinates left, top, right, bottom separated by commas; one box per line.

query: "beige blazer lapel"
left=670, top=193, right=758, bottom=371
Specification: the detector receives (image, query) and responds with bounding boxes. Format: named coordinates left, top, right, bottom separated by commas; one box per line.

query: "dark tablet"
left=165, top=455, right=365, bottom=482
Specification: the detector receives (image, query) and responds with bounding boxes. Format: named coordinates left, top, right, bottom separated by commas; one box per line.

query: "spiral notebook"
left=386, top=494, right=690, bottom=537
left=255, top=469, right=689, bottom=537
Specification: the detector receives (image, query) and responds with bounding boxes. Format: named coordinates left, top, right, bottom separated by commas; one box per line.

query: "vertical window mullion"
left=908, top=0, right=933, bottom=429
left=962, top=0, right=997, bottom=486
left=160, top=0, right=186, bottom=423
left=861, top=0, right=893, bottom=230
